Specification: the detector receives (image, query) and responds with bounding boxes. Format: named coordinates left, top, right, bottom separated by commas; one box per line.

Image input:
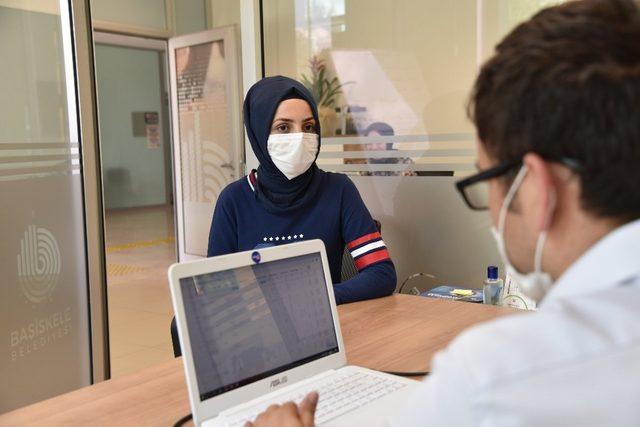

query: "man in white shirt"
left=247, top=0, right=640, bottom=425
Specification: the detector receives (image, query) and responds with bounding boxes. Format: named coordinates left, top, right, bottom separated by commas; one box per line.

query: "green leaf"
left=301, top=74, right=312, bottom=86
left=318, top=68, right=326, bottom=94
left=326, top=86, right=341, bottom=99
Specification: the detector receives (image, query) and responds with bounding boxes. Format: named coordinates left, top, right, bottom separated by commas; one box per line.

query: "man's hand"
left=245, top=391, right=319, bottom=427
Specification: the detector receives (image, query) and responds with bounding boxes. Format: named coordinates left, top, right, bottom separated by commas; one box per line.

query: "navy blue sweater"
left=207, top=170, right=396, bottom=304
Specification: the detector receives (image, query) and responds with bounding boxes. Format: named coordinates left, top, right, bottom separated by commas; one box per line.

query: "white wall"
left=210, top=0, right=240, bottom=29
left=175, top=0, right=207, bottom=35
left=92, top=0, right=168, bottom=31
left=91, top=0, right=210, bottom=36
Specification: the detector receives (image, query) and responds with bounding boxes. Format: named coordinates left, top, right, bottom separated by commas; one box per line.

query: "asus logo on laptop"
left=270, top=376, right=288, bottom=389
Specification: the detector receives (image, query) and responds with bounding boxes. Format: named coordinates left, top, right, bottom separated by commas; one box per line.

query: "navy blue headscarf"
left=243, top=76, right=323, bottom=214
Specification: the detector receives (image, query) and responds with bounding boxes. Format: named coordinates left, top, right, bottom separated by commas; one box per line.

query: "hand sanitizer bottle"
left=483, top=266, right=504, bottom=305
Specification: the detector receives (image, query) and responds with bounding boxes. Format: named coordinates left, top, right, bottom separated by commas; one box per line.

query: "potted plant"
left=300, top=56, right=350, bottom=136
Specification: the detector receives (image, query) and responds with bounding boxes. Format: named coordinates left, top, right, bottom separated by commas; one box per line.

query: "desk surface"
left=0, top=295, right=516, bottom=426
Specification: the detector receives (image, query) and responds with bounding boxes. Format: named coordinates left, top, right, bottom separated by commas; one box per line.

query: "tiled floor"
left=105, top=205, right=176, bottom=378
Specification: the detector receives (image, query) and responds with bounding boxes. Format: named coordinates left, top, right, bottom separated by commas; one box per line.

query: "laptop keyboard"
left=223, top=370, right=407, bottom=427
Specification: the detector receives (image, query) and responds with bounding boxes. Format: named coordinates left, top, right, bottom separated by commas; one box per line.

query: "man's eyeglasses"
left=455, top=157, right=581, bottom=211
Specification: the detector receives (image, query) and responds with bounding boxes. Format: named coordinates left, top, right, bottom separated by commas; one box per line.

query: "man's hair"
left=469, top=0, right=640, bottom=220
left=364, top=122, right=395, bottom=137
left=364, top=122, right=395, bottom=150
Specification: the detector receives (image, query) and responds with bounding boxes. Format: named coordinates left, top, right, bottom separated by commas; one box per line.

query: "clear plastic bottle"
left=483, top=266, right=504, bottom=305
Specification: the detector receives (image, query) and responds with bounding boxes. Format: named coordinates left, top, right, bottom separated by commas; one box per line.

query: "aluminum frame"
left=69, top=0, right=110, bottom=382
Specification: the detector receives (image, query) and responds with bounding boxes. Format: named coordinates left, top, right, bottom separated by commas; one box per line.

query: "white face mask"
left=267, top=132, right=319, bottom=180
left=491, top=165, right=555, bottom=302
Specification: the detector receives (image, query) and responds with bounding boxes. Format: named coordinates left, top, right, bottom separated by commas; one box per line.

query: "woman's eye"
left=304, top=123, right=316, bottom=132
left=275, top=124, right=289, bottom=133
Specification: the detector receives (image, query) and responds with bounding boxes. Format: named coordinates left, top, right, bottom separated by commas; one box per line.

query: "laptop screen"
left=179, top=252, right=340, bottom=401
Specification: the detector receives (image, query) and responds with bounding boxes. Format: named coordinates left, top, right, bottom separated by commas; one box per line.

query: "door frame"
left=94, top=31, right=168, bottom=51
left=93, top=32, right=174, bottom=207
left=240, top=0, right=262, bottom=171
left=69, top=0, right=110, bottom=384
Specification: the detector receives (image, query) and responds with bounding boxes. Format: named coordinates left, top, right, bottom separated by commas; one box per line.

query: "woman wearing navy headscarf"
left=207, top=76, right=396, bottom=304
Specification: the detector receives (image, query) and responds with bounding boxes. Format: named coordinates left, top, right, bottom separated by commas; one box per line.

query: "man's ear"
left=522, top=153, right=556, bottom=231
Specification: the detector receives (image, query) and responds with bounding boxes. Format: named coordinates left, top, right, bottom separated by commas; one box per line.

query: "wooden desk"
left=0, top=295, right=516, bottom=426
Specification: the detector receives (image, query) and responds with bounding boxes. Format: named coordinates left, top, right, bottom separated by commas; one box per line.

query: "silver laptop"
left=169, top=239, right=418, bottom=426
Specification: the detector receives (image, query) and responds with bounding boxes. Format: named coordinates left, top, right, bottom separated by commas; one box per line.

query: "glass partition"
left=0, top=0, right=93, bottom=412
left=261, top=0, right=566, bottom=291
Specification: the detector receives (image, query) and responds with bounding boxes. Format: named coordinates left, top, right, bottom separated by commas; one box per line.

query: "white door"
left=168, top=27, right=244, bottom=261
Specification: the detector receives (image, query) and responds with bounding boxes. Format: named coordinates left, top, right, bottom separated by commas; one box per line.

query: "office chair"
left=170, top=219, right=383, bottom=358
left=171, top=317, right=181, bottom=357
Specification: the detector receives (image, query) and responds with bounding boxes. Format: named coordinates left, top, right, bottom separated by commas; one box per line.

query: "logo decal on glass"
left=251, top=251, right=261, bottom=264
left=17, top=225, right=61, bottom=303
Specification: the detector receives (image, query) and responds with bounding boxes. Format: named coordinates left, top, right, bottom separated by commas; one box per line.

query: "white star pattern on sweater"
left=262, top=234, right=305, bottom=243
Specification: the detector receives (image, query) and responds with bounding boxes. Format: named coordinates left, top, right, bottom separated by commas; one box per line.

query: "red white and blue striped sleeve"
left=335, top=176, right=396, bottom=304
left=347, top=231, right=391, bottom=271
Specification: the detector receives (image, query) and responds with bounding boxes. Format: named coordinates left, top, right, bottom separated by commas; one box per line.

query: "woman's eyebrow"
left=302, top=116, right=315, bottom=122
left=272, top=118, right=294, bottom=123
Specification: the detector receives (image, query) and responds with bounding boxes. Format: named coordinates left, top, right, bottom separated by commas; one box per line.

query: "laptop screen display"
left=179, top=252, right=339, bottom=401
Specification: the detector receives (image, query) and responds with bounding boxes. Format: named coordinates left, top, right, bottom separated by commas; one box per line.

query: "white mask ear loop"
left=533, top=188, right=556, bottom=289
left=533, top=231, right=548, bottom=275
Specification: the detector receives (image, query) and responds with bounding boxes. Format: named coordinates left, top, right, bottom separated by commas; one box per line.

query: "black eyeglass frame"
left=455, top=156, right=582, bottom=211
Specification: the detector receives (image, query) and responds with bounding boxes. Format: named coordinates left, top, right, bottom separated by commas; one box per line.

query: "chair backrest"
left=340, top=248, right=359, bottom=283
left=340, top=219, right=381, bottom=283
left=171, top=316, right=181, bottom=357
